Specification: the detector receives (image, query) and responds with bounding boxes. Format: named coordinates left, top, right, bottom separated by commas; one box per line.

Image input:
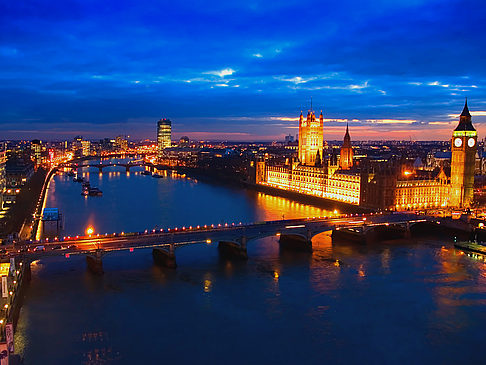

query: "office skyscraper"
left=157, top=118, right=172, bottom=160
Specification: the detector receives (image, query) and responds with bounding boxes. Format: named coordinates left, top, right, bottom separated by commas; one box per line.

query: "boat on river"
left=152, top=173, right=164, bottom=178
left=80, top=181, right=102, bottom=196
left=454, top=227, right=486, bottom=254
left=454, top=241, right=486, bottom=254
left=141, top=170, right=152, bottom=176
left=81, top=181, right=90, bottom=196
left=88, top=187, right=103, bottom=196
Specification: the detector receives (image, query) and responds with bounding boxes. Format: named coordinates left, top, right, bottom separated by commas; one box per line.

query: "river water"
left=14, top=161, right=486, bottom=364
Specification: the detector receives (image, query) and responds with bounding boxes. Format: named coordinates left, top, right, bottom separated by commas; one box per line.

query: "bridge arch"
left=216, top=223, right=334, bottom=258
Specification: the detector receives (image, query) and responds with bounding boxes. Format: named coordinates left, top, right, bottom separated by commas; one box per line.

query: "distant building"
left=284, top=134, right=294, bottom=143
left=72, top=136, right=83, bottom=158
left=115, top=136, right=128, bottom=152
left=4, top=157, right=34, bottom=205
left=100, top=138, right=115, bottom=152
left=157, top=118, right=172, bottom=159
left=0, top=143, right=6, bottom=209
left=179, top=136, right=190, bottom=147
left=426, top=151, right=451, bottom=170
left=81, top=140, right=91, bottom=157
left=31, top=139, right=43, bottom=168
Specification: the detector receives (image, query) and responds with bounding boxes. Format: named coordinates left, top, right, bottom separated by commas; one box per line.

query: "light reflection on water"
left=254, top=192, right=332, bottom=222
left=15, top=160, right=486, bottom=364
left=46, top=161, right=334, bottom=236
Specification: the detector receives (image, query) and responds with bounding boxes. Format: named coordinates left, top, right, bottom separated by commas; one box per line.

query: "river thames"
left=14, top=162, right=486, bottom=364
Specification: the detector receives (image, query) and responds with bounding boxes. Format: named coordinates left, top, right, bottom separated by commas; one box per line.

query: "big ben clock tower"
left=450, top=100, right=477, bottom=208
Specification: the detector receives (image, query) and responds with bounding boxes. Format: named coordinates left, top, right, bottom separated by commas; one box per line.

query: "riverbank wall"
left=176, top=167, right=368, bottom=213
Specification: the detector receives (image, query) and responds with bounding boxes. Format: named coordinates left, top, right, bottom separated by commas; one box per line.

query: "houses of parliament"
left=256, top=101, right=477, bottom=210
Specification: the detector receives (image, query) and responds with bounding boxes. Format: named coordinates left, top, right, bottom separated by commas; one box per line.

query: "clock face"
left=468, top=138, right=476, bottom=148
left=454, top=138, right=462, bottom=148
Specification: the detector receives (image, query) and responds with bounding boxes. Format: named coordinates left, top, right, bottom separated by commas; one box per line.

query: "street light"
left=86, top=226, right=94, bottom=236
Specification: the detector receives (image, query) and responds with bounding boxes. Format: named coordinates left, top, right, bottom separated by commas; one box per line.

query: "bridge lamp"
left=86, top=226, right=94, bottom=236
left=206, top=239, right=211, bottom=244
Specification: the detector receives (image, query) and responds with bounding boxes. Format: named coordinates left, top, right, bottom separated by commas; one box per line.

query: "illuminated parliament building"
left=256, top=102, right=477, bottom=210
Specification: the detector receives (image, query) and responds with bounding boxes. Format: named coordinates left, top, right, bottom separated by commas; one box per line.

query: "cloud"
left=204, top=68, right=236, bottom=77
left=448, top=111, right=486, bottom=118
left=1, top=0, right=486, bottom=140
left=366, top=119, right=417, bottom=124
left=275, top=76, right=316, bottom=84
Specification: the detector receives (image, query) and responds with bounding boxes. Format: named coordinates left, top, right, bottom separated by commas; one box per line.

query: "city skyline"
left=2, top=2, right=486, bottom=363
left=1, top=0, right=486, bottom=140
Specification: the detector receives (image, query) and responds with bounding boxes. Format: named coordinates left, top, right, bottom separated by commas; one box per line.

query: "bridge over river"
left=3, top=212, right=434, bottom=274
left=59, top=159, right=168, bottom=173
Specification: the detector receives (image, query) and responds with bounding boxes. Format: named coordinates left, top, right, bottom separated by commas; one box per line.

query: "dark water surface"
left=15, top=163, right=486, bottom=364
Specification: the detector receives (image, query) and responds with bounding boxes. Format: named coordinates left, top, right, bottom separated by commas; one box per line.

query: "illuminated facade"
left=258, top=109, right=363, bottom=206
left=256, top=103, right=479, bottom=210
left=262, top=163, right=362, bottom=205
left=115, top=136, right=128, bottom=151
left=157, top=118, right=172, bottom=160
left=81, top=140, right=91, bottom=157
left=0, top=143, right=6, bottom=209
left=31, top=139, right=43, bottom=168
left=72, top=136, right=83, bottom=158
left=450, top=100, right=477, bottom=208
left=340, top=124, right=353, bottom=170
left=298, top=110, right=323, bottom=166
left=393, top=169, right=450, bottom=210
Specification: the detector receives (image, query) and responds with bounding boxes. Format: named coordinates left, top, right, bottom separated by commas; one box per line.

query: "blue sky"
left=1, top=0, right=486, bottom=141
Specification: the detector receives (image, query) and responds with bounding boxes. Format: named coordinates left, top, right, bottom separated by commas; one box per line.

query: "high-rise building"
left=284, top=134, right=294, bottom=143
left=157, top=118, right=172, bottom=159
left=0, top=143, right=6, bottom=209
left=81, top=140, right=91, bottom=157
left=31, top=139, right=42, bottom=168
left=72, top=136, right=83, bottom=158
left=298, top=109, right=323, bottom=166
left=340, top=124, right=354, bottom=170
left=450, top=100, right=477, bottom=208
left=115, top=136, right=128, bottom=152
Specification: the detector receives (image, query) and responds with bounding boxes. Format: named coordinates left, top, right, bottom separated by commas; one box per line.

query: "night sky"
left=1, top=0, right=485, bottom=141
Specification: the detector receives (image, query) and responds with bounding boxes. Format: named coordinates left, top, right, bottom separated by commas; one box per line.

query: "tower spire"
left=461, top=97, right=471, bottom=117
left=455, top=99, right=475, bottom=131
